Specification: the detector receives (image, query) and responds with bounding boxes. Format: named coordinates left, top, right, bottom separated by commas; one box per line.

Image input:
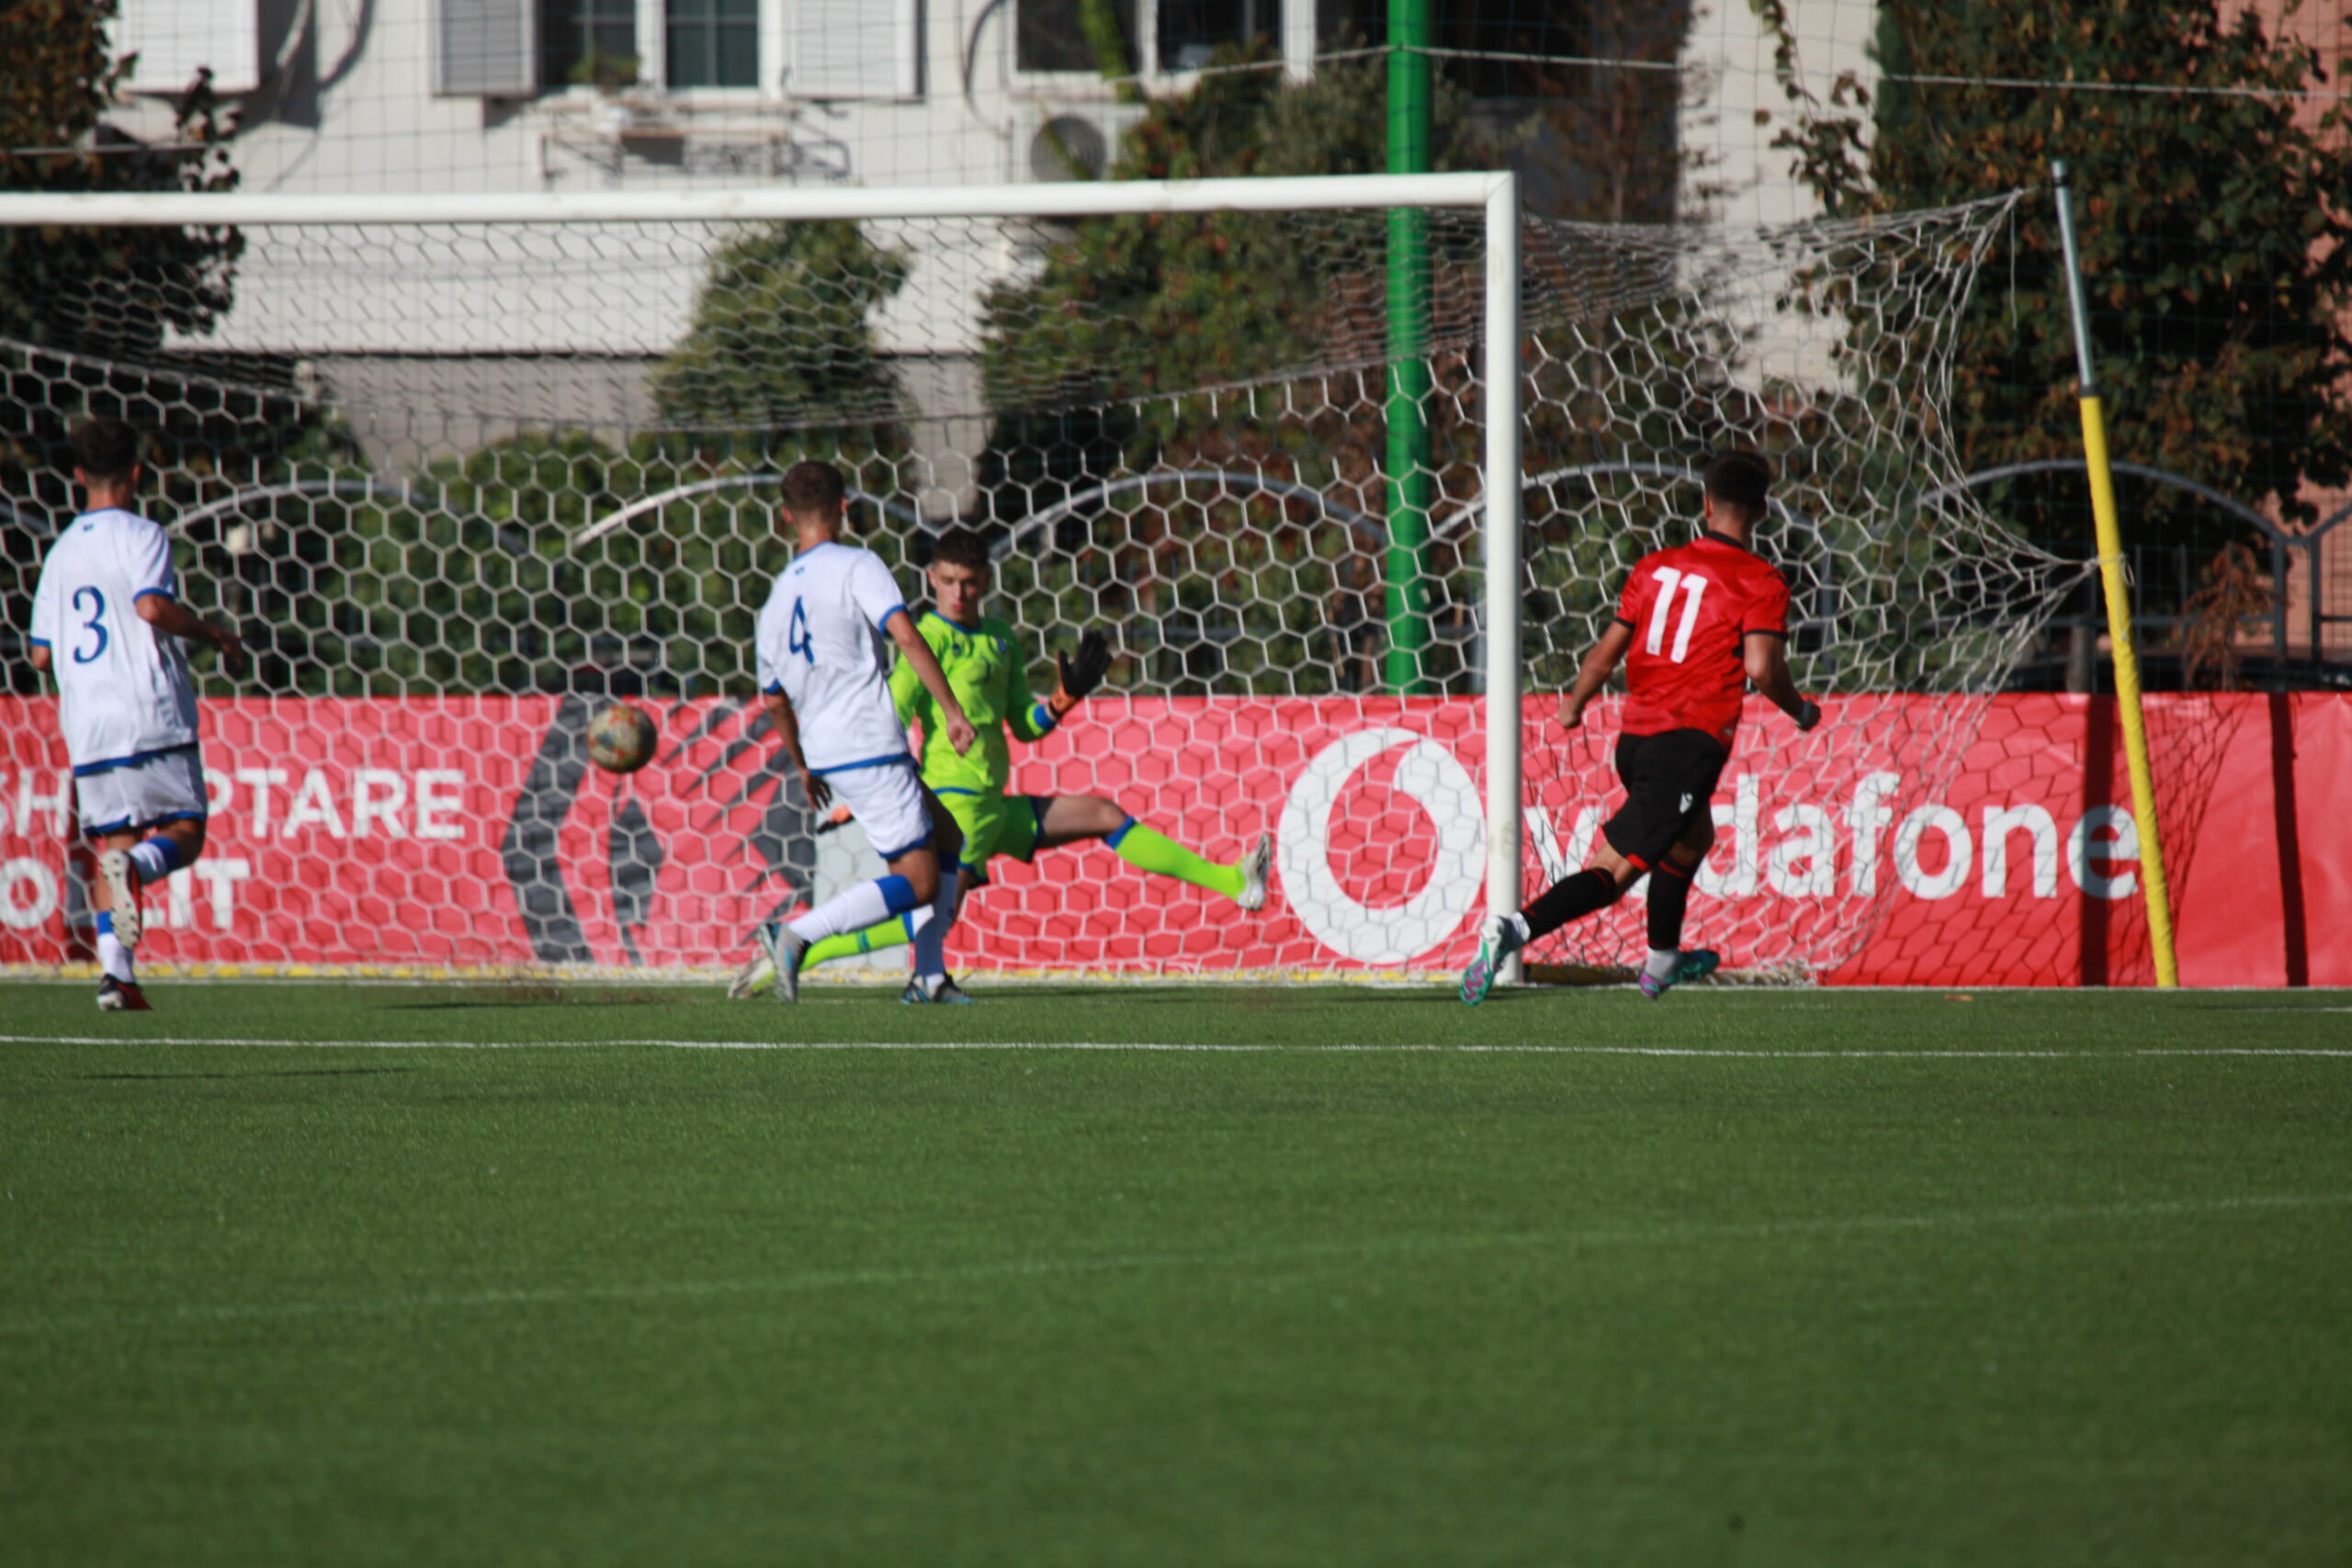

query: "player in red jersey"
left=1462, top=451, right=1822, bottom=1004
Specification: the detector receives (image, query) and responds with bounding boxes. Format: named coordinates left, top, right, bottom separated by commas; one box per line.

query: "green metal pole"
left=1384, top=0, right=1432, bottom=692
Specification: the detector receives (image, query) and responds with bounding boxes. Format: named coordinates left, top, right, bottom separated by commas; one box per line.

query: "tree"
left=0, top=0, right=243, bottom=357
left=2, top=0, right=254, bottom=690
left=649, top=219, right=910, bottom=464
left=1750, top=0, right=2352, bottom=580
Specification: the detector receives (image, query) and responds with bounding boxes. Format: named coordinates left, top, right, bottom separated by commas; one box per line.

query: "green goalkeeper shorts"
left=935, top=787, right=1046, bottom=884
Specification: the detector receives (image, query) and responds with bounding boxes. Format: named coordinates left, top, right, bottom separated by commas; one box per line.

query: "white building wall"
left=96, top=1, right=1882, bottom=471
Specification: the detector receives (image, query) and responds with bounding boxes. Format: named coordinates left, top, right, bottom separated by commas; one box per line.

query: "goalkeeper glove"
left=1055, top=629, right=1114, bottom=705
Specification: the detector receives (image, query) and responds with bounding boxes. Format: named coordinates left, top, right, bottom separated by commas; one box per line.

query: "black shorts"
left=1601, top=729, right=1729, bottom=872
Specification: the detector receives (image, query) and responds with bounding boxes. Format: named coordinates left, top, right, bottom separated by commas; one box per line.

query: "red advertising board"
left=0, top=694, right=2341, bottom=987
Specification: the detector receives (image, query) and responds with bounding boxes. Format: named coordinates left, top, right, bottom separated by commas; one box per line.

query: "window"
left=789, top=0, right=921, bottom=97
left=1016, top=0, right=1137, bottom=74
left=667, top=0, right=759, bottom=87
left=436, top=0, right=535, bottom=96
left=540, top=0, right=638, bottom=92
left=1159, top=0, right=1271, bottom=72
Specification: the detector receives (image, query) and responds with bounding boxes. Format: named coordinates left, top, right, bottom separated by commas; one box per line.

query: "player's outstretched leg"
left=1035, top=796, right=1268, bottom=908
left=758, top=868, right=932, bottom=1004
left=730, top=911, right=922, bottom=998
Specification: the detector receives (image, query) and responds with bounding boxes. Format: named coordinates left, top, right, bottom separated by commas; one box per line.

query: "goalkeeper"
left=735, top=528, right=1271, bottom=1002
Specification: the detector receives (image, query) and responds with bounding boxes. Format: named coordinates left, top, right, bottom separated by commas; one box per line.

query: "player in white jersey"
left=27, top=418, right=245, bottom=1011
left=745, top=460, right=978, bottom=1003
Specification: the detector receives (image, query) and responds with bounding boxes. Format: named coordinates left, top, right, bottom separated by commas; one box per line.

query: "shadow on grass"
left=78, top=1067, right=417, bottom=1081
left=384, top=994, right=683, bottom=1011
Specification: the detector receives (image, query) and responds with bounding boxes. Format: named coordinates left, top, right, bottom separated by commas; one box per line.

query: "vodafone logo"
left=1277, top=728, right=1486, bottom=963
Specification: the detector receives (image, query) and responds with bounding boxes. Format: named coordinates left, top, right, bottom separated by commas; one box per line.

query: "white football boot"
left=96, top=850, right=141, bottom=949
left=1237, top=830, right=1273, bottom=912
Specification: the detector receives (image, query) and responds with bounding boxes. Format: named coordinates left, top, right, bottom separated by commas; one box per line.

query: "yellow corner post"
left=2052, top=162, right=2179, bottom=987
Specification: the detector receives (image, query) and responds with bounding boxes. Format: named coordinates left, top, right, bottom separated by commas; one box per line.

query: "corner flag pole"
left=2052, top=160, right=2179, bottom=987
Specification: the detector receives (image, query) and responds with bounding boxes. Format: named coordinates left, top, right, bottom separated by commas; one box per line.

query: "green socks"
left=802, top=821, right=1240, bottom=977
left=802, top=911, right=918, bottom=971
left=1110, top=820, right=1245, bottom=900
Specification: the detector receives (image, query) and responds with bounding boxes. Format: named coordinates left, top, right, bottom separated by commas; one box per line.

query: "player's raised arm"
left=886, top=612, right=978, bottom=755
left=1556, top=621, right=1634, bottom=730
left=1743, top=633, right=1821, bottom=731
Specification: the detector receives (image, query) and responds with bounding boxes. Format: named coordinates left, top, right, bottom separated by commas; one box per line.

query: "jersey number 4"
left=786, top=599, right=815, bottom=666
left=1644, top=567, right=1708, bottom=663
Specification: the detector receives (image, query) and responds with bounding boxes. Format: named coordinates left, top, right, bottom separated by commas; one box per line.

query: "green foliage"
left=1750, top=0, right=2352, bottom=551
left=1080, top=0, right=1136, bottom=92
left=650, top=220, right=911, bottom=446
left=170, top=430, right=937, bottom=699
left=0, top=0, right=290, bottom=691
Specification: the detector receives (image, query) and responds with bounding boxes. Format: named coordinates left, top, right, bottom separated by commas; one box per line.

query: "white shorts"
left=821, top=757, right=934, bottom=863
left=76, top=745, right=209, bottom=837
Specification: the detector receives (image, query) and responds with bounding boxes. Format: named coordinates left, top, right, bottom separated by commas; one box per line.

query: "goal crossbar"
left=0, top=173, right=1510, bottom=228
left=0, top=172, right=1528, bottom=948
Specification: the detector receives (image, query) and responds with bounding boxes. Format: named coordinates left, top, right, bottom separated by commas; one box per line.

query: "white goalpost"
left=0, top=175, right=2060, bottom=984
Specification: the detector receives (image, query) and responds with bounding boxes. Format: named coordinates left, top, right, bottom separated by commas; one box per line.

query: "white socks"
left=1644, top=947, right=1680, bottom=981
left=791, top=878, right=927, bottom=945
left=911, top=869, right=959, bottom=981
left=96, top=931, right=133, bottom=983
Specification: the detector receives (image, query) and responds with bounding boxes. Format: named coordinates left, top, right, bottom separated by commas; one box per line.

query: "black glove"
left=1057, top=628, right=1114, bottom=702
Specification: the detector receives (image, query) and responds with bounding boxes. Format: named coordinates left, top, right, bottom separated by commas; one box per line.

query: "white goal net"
left=0, top=178, right=2068, bottom=982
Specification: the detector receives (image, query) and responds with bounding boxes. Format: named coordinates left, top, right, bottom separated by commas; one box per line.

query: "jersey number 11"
left=1644, top=567, right=1708, bottom=664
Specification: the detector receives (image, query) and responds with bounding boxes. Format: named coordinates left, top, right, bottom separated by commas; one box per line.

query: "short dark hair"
left=1702, top=450, right=1772, bottom=521
left=71, top=417, right=143, bottom=484
left=927, top=528, right=990, bottom=575
left=778, top=459, right=846, bottom=518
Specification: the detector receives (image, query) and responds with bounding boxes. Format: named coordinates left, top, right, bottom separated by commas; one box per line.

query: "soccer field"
left=3, top=982, right=2347, bottom=1566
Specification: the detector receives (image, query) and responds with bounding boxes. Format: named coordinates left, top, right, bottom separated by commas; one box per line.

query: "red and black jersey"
left=1612, top=532, right=1792, bottom=746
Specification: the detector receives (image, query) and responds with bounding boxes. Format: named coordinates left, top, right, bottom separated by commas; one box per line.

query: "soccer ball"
left=584, top=703, right=658, bottom=773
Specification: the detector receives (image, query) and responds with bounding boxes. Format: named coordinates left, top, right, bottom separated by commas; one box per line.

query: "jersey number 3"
left=71, top=586, right=109, bottom=664
left=786, top=599, right=815, bottom=666
left=1644, top=567, right=1708, bottom=663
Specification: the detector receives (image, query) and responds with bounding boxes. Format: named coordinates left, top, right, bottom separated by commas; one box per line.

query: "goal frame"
left=0, top=172, right=1528, bottom=960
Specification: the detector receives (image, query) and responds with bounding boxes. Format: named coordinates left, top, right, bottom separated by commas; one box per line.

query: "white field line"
left=1, top=1033, right=2349, bottom=1057
left=5, top=1190, right=2345, bottom=1337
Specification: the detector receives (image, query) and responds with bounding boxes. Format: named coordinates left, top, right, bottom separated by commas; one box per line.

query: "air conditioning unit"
left=1028, top=114, right=1111, bottom=183
left=113, top=0, right=262, bottom=96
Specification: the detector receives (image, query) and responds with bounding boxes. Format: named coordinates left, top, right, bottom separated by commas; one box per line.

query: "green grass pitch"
left=2, top=980, right=2348, bottom=1566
